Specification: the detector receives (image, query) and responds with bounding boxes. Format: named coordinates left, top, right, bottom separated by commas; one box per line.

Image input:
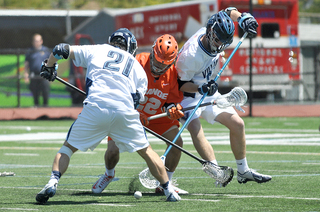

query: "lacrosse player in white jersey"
left=36, top=28, right=181, bottom=204
left=176, top=8, right=272, bottom=185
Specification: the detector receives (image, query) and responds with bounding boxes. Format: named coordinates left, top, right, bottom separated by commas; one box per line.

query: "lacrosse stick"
left=143, top=127, right=234, bottom=187
left=56, top=76, right=86, bottom=96
left=148, top=87, right=247, bottom=121
left=139, top=93, right=208, bottom=189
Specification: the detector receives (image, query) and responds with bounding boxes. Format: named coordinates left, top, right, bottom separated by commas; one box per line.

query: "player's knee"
left=231, top=116, right=245, bottom=133
left=58, top=145, right=74, bottom=159
left=187, top=119, right=202, bottom=133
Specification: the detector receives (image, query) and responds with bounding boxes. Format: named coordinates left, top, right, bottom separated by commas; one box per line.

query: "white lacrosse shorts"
left=180, top=91, right=236, bottom=126
left=66, top=102, right=149, bottom=153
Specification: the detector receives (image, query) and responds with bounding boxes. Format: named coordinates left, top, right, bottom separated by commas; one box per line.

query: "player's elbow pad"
left=53, top=43, right=70, bottom=60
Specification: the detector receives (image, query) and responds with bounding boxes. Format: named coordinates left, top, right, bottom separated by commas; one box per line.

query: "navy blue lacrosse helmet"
left=206, top=11, right=235, bottom=54
left=109, top=28, right=138, bottom=56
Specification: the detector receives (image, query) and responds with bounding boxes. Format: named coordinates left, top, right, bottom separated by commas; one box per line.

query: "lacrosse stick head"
left=202, top=162, right=234, bottom=187
left=215, top=87, right=247, bottom=112
left=138, top=168, right=160, bottom=189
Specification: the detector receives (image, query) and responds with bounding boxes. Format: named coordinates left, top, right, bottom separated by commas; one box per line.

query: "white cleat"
left=163, top=184, right=181, bottom=202
left=36, top=182, right=57, bottom=204
left=237, top=169, right=272, bottom=184
left=156, top=184, right=189, bottom=194
left=92, top=172, right=115, bottom=193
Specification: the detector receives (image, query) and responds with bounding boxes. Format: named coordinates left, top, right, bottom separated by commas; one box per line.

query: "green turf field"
left=0, top=117, right=319, bottom=211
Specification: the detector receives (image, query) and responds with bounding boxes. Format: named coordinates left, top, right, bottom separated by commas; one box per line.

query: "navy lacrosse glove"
left=40, top=59, right=58, bottom=82
left=198, top=81, right=218, bottom=96
left=238, top=13, right=258, bottom=36
left=131, top=91, right=141, bottom=109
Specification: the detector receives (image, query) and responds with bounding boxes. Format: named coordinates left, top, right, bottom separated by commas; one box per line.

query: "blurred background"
left=0, top=0, right=319, bottom=111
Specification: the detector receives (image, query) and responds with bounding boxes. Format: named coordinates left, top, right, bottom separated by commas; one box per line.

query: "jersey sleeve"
left=134, top=59, right=148, bottom=102
left=71, top=45, right=93, bottom=68
left=176, top=48, right=198, bottom=81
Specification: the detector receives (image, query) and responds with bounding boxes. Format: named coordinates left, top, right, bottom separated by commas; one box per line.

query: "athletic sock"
left=106, top=168, right=115, bottom=177
left=167, top=171, right=174, bottom=182
left=49, top=171, right=61, bottom=184
left=161, top=181, right=170, bottom=190
left=236, top=157, right=249, bottom=174
left=51, top=171, right=61, bottom=180
left=210, top=159, right=218, bottom=165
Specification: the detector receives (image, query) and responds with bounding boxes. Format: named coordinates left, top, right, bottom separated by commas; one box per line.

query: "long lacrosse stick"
left=144, top=127, right=234, bottom=187
left=148, top=87, right=247, bottom=121
left=139, top=93, right=208, bottom=189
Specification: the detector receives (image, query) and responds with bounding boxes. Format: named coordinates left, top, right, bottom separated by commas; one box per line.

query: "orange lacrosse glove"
left=139, top=112, right=149, bottom=126
left=162, top=103, right=184, bottom=120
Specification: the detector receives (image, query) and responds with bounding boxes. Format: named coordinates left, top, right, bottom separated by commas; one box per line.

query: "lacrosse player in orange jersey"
left=92, top=34, right=189, bottom=195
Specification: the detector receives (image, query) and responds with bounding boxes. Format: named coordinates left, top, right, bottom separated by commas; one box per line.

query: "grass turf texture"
left=0, top=117, right=319, bottom=211
left=0, top=54, right=72, bottom=107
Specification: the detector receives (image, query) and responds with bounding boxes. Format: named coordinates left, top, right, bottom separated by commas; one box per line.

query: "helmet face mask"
left=150, top=51, right=172, bottom=77
left=206, top=11, right=235, bottom=54
left=150, top=34, right=178, bottom=77
left=207, top=27, right=230, bottom=54
left=109, top=28, right=138, bottom=56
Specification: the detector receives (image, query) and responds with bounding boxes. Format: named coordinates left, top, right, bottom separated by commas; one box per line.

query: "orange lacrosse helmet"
left=152, top=34, right=178, bottom=65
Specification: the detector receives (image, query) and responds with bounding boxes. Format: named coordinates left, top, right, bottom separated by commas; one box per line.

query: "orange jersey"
left=135, top=52, right=183, bottom=134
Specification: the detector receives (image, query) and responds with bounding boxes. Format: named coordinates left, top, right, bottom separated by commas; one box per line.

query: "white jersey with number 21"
left=66, top=44, right=149, bottom=153
left=72, top=44, right=147, bottom=109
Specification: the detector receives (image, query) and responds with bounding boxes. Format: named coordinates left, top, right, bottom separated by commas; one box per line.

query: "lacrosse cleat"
left=163, top=185, right=181, bottom=202
left=156, top=184, right=189, bottom=194
left=237, top=169, right=272, bottom=184
left=92, top=172, right=115, bottom=193
left=36, top=181, right=57, bottom=204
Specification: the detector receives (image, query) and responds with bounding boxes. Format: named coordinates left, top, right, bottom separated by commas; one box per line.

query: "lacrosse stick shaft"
left=56, top=76, right=86, bottom=96
left=148, top=101, right=214, bottom=121
left=163, top=93, right=208, bottom=156
left=214, top=32, right=248, bottom=82
left=144, top=127, right=206, bottom=164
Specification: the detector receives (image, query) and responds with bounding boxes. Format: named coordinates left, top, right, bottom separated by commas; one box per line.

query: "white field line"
left=192, top=193, right=320, bottom=201
left=1, top=131, right=320, bottom=146
left=0, top=208, right=38, bottom=211
left=1, top=126, right=69, bottom=130
left=4, top=153, right=39, bottom=156
left=3, top=125, right=318, bottom=133
left=1, top=145, right=320, bottom=156
left=0, top=186, right=319, bottom=202
left=203, top=128, right=319, bottom=133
